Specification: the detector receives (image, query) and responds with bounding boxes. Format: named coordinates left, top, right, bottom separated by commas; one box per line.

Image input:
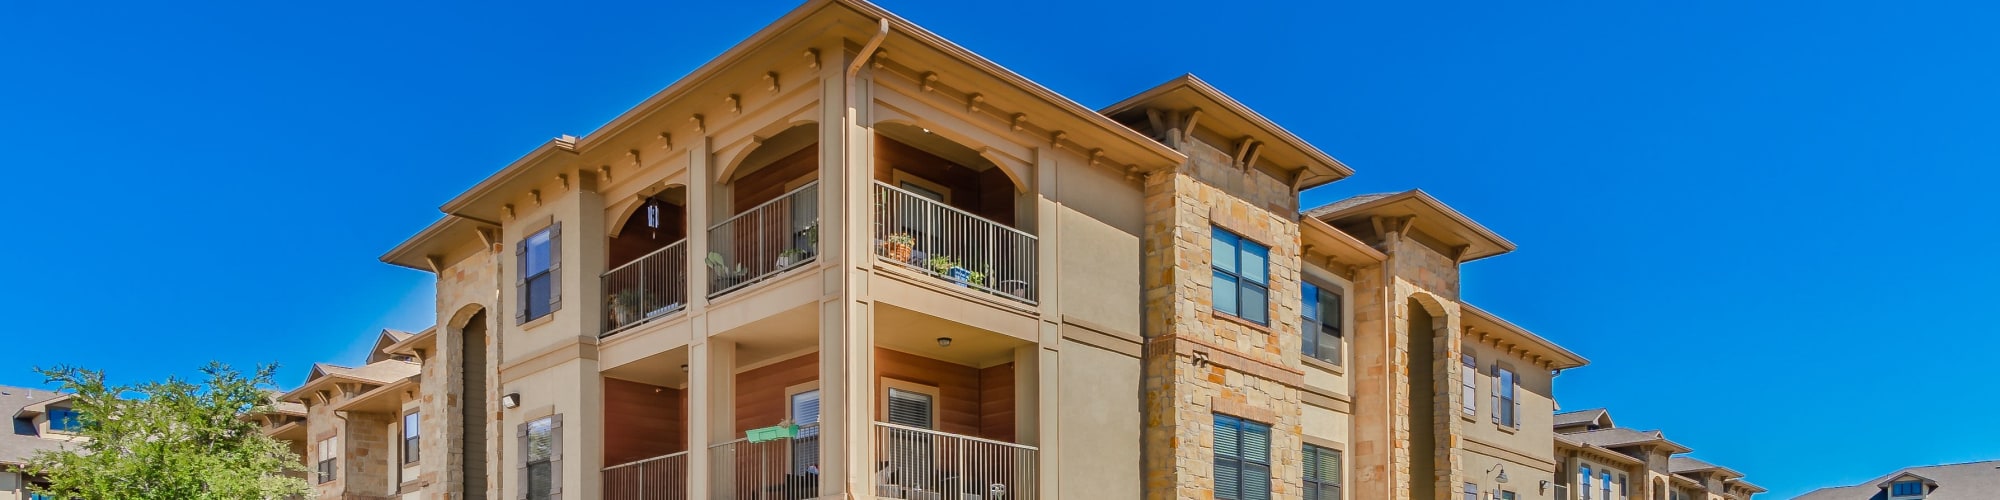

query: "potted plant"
left=965, top=269, right=988, bottom=288
left=776, top=248, right=807, bottom=268
left=609, top=289, right=643, bottom=327
left=882, top=233, right=915, bottom=263
left=928, top=255, right=972, bottom=286
left=707, top=252, right=747, bottom=288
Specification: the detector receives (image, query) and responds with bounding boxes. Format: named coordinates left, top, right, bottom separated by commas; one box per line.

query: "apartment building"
left=252, top=1, right=1744, bottom=499
left=1, top=386, right=78, bottom=500
left=1551, top=408, right=1765, bottom=500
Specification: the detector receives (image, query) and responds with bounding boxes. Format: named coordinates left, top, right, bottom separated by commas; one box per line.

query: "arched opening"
left=873, top=122, right=1019, bottom=226
left=1407, top=298, right=1440, bottom=500
left=604, top=186, right=689, bottom=333
left=710, top=123, right=821, bottom=296
left=454, top=308, right=491, bottom=500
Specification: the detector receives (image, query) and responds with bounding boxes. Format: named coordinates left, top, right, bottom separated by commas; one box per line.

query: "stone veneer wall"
left=432, top=246, right=497, bottom=500
left=1350, top=224, right=1475, bottom=500
left=1140, top=136, right=1308, bottom=500
left=343, top=411, right=397, bottom=499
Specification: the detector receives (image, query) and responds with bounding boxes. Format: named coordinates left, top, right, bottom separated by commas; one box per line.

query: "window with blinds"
left=1493, top=364, right=1519, bottom=428
left=525, top=417, right=556, bottom=500
left=1302, top=445, right=1340, bottom=500
left=886, top=388, right=934, bottom=429
left=1214, top=414, right=1271, bottom=500
left=791, top=390, right=820, bottom=474
left=1212, top=228, right=1270, bottom=325
left=316, top=436, right=339, bottom=484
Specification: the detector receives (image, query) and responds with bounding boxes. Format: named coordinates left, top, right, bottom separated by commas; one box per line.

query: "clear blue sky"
left=4, top=1, right=1996, bottom=497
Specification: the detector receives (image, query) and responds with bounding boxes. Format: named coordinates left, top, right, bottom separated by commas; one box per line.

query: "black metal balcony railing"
left=601, top=239, right=689, bottom=336
left=871, top=182, right=1038, bottom=305
left=708, top=182, right=819, bottom=298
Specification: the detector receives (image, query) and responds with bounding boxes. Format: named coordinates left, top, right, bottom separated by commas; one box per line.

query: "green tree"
left=25, top=362, right=312, bottom=500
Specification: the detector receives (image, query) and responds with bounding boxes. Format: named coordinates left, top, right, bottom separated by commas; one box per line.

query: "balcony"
left=603, top=451, right=688, bottom=500
left=603, top=239, right=689, bottom=335
left=871, top=181, right=1037, bottom=305
left=708, top=181, right=819, bottom=298
left=874, top=422, right=1038, bottom=500
left=707, top=422, right=820, bottom=500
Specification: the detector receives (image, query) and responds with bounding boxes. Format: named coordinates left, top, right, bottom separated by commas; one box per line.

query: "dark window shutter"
left=549, top=414, right=564, bottom=499
left=515, top=240, right=529, bottom=325
left=516, top=421, right=530, bottom=500
left=547, top=222, right=562, bottom=313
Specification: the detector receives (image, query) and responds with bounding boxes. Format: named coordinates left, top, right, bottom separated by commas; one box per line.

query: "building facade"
left=262, top=1, right=1756, bottom=499
left=1551, top=408, right=1766, bottom=500
left=1, top=386, right=78, bottom=500
left=1793, top=460, right=1999, bottom=500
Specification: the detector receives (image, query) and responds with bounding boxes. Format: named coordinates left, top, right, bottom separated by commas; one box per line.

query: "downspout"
left=840, top=17, right=889, bottom=500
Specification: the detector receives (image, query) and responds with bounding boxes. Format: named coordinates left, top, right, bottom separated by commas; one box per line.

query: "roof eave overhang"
left=1101, top=75, right=1353, bottom=188
left=383, top=327, right=440, bottom=357
left=1462, top=303, right=1589, bottom=369
left=381, top=215, right=498, bottom=272
left=1301, top=215, right=1386, bottom=266
left=331, top=377, right=418, bottom=414
left=438, top=140, right=578, bottom=224
left=1315, top=190, right=1516, bottom=262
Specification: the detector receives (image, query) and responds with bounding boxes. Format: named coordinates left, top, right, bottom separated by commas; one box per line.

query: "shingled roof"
left=0, top=385, right=72, bottom=466
left=1795, top=460, right=2000, bottom=500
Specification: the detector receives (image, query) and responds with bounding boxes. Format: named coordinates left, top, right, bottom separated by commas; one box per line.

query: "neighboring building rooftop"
left=1670, top=456, right=1741, bottom=477
left=1564, top=427, right=1692, bottom=453
left=1555, top=408, right=1613, bottom=429
left=1, top=385, right=71, bottom=466
left=1795, top=460, right=2000, bottom=500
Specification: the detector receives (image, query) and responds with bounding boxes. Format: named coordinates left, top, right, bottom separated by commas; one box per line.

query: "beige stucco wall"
left=1058, top=341, right=1143, bottom=499
left=0, top=470, right=21, bottom=500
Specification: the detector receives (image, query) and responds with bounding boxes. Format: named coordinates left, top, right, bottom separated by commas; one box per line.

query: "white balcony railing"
left=602, top=239, right=688, bottom=336
left=706, top=422, right=820, bottom=500
left=708, top=182, right=819, bottom=298
left=603, top=450, right=688, bottom=500
left=872, top=182, right=1038, bottom=305
left=873, top=422, right=1037, bottom=500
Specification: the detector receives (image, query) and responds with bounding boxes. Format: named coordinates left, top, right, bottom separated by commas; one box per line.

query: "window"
left=402, top=411, right=421, bottom=464
left=1211, top=228, right=1269, bottom=325
left=1499, top=491, right=1516, bottom=500
left=1460, top=354, right=1477, bottom=416
left=1463, top=482, right=1478, bottom=500
left=790, top=389, right=820, bottom=474
left=522, top=416, right=560, bottom=500
left=1618, top=473, right=1627, bottom=498
left=516, top=224, right=561, bottom=324
left=1580, top=465, right=1592, bottom=500
left=316, top=436, right=339, bottom=484
left=1491, top=364, right=1518, bottom=427
left=1601, top=470, right=1612, bottom=500
left=1214, top=414, right=1271, bottom=500
left=1892, top=481, right=1925, bottom=496
left=46, top=407, right=80, bottom=432
left=1302, top=445, right=1340, bottom=500
left=885, top=387, right=935, bottom=429
left=1301, top=282, right=1342, bottom=364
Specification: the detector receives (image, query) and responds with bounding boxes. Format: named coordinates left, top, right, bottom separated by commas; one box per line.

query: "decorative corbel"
left=1125, top=165, right=1140, bottom=181
left=690, top=114, right=705, bottom=134
left=803, top=49, right=819, bottom=69
left=1182, top=108, right=1204, bottom=143
left=476, top=227, right=498, bottom=248
left=1089, top=148, right=1104, bottom=168
left=627, top=149, right=641, bottom=168
left=966, top=93, right=984, bottom=114
left=921, top=72, right=938, bottom=92
left=502, top=204, right=516, bottom=220
left=423, top=255, right=443, bottom=274
left=1242, top=142, right=1264, bottom=172
left=530, top=189, right=542, bottom=206
left=1232, top=138, right=1255, bottom=168
left=598, top=165, right=614, bottom=184
left=1450, top=244, right=1472, bottom=263
left=556, top=173, right=570, bottom=191
left=871, top=49, right=889, bottom=70
left=1049, top=131, right=1067, bottom=149
left=1011, top=113, right=1027, bottom=132
left=725, top=94, right=741, bottom=115
left=764, top=71, right=779, bottom=93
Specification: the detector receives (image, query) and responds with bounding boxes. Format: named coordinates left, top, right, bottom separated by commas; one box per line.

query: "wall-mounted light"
left=1486, top=464, right=1508, bottom=484
left=1539, top=480, right=1551, bottom=494
left=936, top=337, right=953, bottom=347
left=501, top=392, right=521, bottom=409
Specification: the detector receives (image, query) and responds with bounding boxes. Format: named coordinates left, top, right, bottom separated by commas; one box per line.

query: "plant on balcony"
left=610, top=289, right=644, bottom=326
left=965, top=269, right=987, bottom=287
left=882, top=233, right=915, bottom=263
left=707, top=252, right=747, bottom=288
left=777, top=248, right=807, bottom=268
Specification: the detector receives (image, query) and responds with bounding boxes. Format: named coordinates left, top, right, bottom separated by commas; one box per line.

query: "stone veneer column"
left=1138, top=141, right=1308, bottom=500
